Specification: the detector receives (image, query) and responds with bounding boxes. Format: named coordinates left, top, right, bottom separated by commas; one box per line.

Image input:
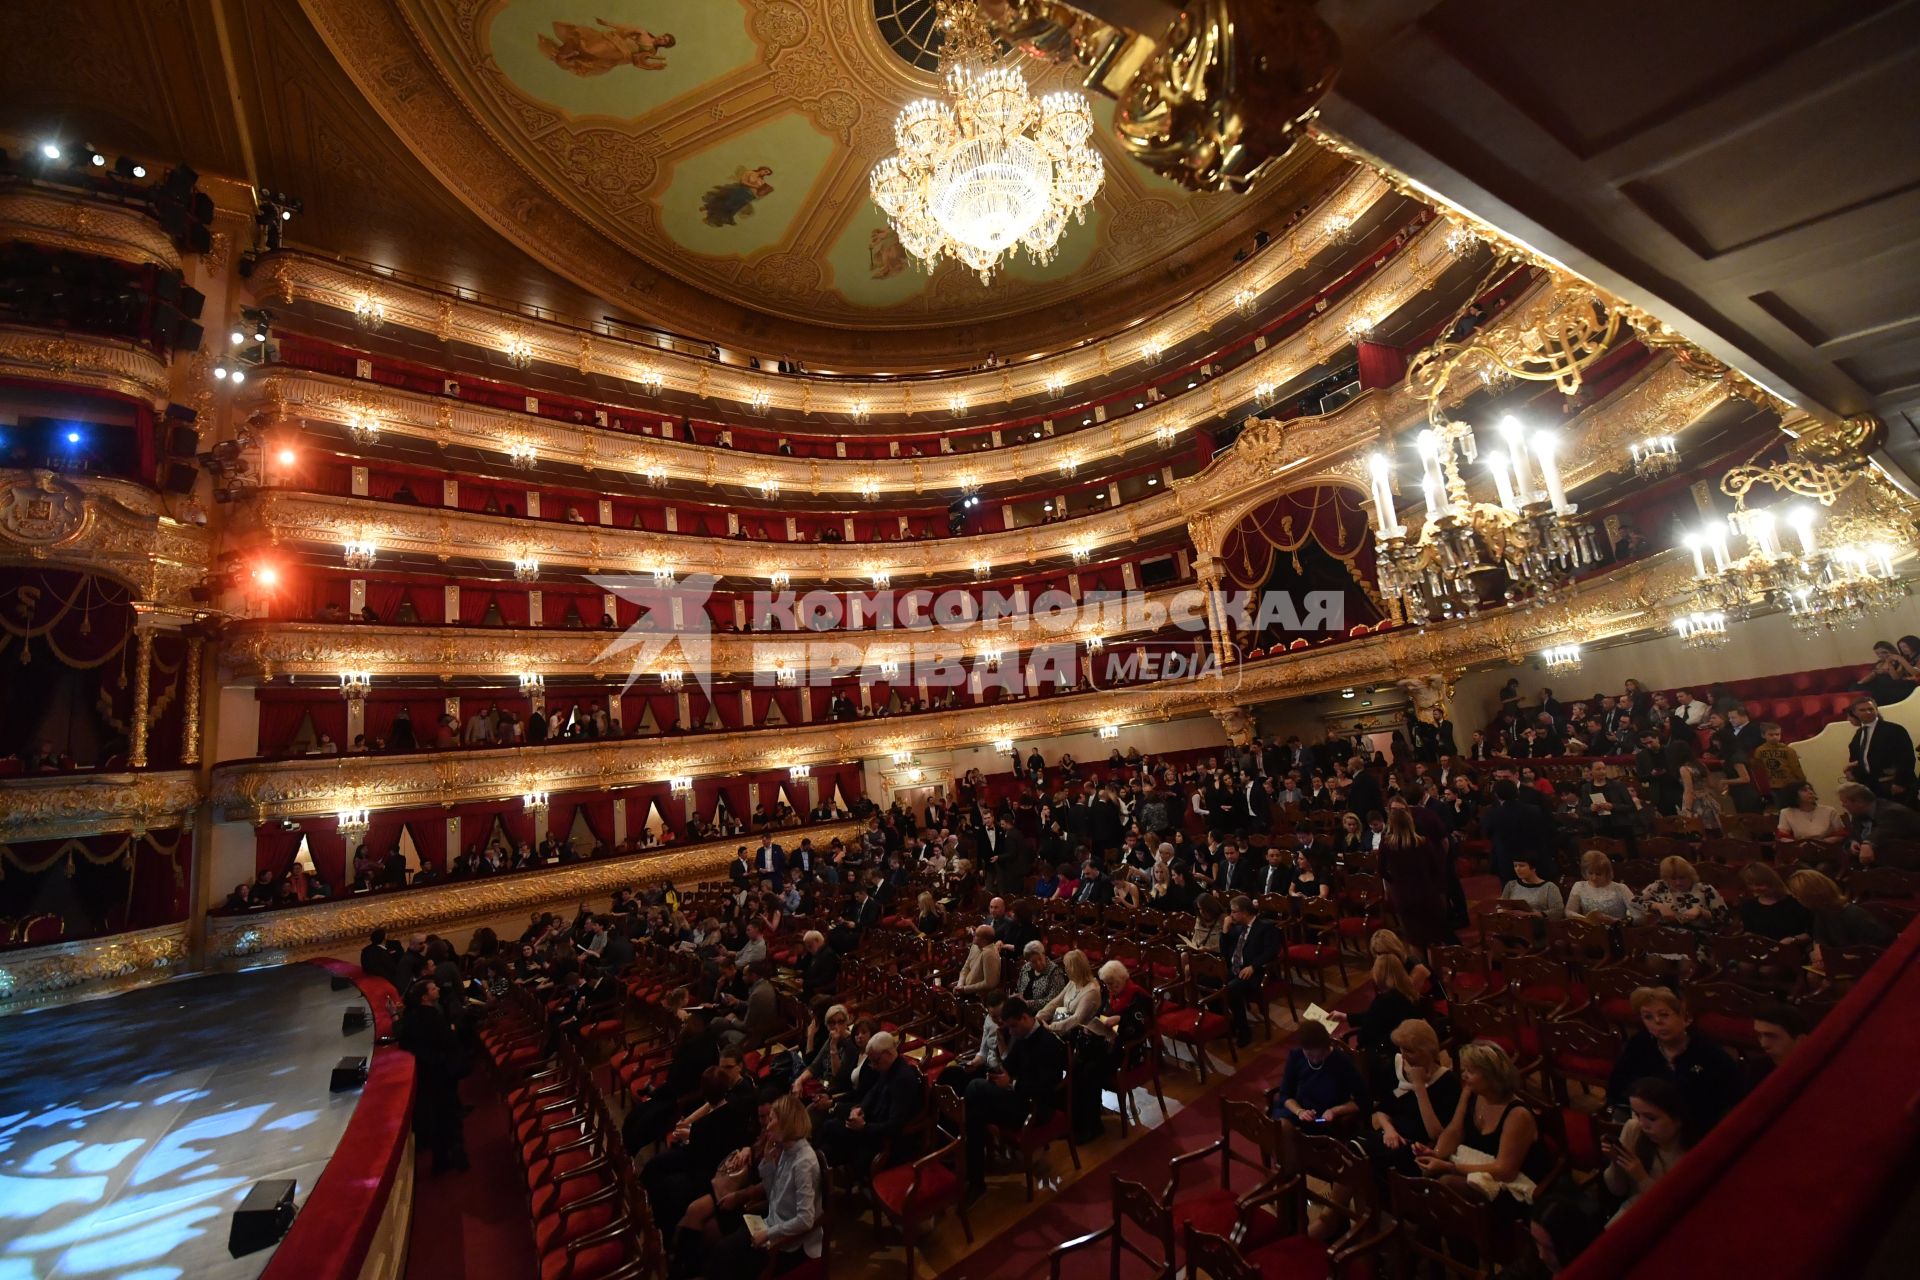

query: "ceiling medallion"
left=870, top=0, right=1103, bottom=284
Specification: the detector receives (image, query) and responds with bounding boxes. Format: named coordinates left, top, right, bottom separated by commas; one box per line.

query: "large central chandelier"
left=1366, top=415, right=1600, bottom=626
left=869, top=0, right=1102, bottom=283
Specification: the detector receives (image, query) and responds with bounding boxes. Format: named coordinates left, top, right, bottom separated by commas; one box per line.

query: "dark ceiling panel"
left=1419, top=0, right=1885, bottom=158
left=1617, top=44, right=1920, bottom=256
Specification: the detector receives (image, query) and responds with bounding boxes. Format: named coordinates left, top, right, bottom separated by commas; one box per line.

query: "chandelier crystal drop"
left=870, top=0, right=1102, bottom=284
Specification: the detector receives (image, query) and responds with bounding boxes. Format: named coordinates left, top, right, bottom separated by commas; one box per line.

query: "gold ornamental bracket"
left=0, top=469, right=213, bottom=605
left=988, top=0, right=1341, bottom=193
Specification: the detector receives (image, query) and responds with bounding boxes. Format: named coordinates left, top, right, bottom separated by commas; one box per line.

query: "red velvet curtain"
left=1356, top=340, right=1408, bottom=390
left=1217, top=485, right=1378, bottom=593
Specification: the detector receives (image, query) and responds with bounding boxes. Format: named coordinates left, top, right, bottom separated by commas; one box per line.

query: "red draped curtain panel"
left=0, top=828, right=188, bottom=937
left=1356, top=340, right=1408, bottom=390
left=1217, top=485, right=1382, bottom=599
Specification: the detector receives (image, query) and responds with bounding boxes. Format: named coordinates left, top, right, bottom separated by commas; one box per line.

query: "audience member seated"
left=1734, top=863, right=1813, bottom=941
left=1601, top=1076, right=1697, bottom=1222
left=1500, top=854, right=1566, bottom=920
left=1606, top=987, right=1744, bottom=1130
left=1786, top=869, right=1897, bottom=952
left=1413, top=1041, right=1553, bottom=1217
left=1836, top=782, right=1920, bottom=868
left=1634, top=856, right=1729, bottom=931
left=1566, top=849, right=1634, bottom=921
left=962, top=995, right=1065, bottom=1201
left=1270, top=1020, right=1367, bottom=1131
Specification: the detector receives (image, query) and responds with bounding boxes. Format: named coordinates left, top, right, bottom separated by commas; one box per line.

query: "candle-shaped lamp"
left=1786, top=506, right=1818, bottom=557
left=1485, top=451, right=1518, bottom=511
left=1532, top=430, right=1571, bottom=513
left=1499, top=416, right=1534, bottom=504
left=1368, top=452, right=1400, bottom=535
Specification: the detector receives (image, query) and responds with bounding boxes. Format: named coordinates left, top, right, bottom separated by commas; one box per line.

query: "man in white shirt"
left=1672, top=689, right=1708, bottom=728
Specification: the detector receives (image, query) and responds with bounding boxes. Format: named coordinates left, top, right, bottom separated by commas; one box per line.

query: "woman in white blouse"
left=1038, top=948, right=1105, bottom=1037
left=1565, top=850, right=1635, bottom=921
left=1774, top=782, right=1846, bottom=846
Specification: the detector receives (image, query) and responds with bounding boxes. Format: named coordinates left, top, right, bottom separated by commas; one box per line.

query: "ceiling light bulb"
left=39, top=142, right=60, bottom=160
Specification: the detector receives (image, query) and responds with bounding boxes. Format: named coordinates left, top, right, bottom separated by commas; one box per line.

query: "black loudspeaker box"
left=227, top=1178, right=296, bottom=1257
left=330, top=1055, right=369, bottom=1092
left=166, top=423, right=200, bottom=457
left=342, top=1007, right=368, bottom=1035
left=162, top=462, right=198, bottom=493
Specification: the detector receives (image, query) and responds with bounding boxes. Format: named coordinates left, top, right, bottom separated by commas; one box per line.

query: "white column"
left=529, top=590, right=543, bottom=626
left=526, top=491, right=541, bottom=518
left=351, top=466, right=368, bottom=497
left=613, top=798, right=628, bottom=845
left=666, top=508, right=679, bottom=532
left=445, top=585, right=460, bottom=621
left=443, top=478, right=458, bottom=506
left=598, top=499, right=612, bottom=524
left=675, top=691, right=690, bottom=730
left=349, top=579, right=367, bottom=614
left=446, top=816, right=462, bottom=860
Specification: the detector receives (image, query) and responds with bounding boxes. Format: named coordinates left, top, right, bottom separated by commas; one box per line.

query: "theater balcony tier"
left=198, top=819, right=867, bottom=966
left=247, top=212, right=1464, bottom=493
left=227, top=344, right=1743, bottom=586
left=0, top=470, right=213, bottom=604
left=0, top=188, right=184, bottom=271
left=221, top=581, right=1205, bottom=681
left=208, top=549, right=1700, bottom=824
left=251, top=169, right=1398, bottom=396
left=0, top=770, right=202, bottom=843
left=0, top=323, right=174, bottom=407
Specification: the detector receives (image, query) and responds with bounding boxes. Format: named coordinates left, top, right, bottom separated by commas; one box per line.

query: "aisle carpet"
left=403, top=1074, right=536, bottom=1280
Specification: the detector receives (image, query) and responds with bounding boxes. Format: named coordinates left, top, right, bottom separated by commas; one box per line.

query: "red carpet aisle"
left=403, top=1074, right=537, bottom=1280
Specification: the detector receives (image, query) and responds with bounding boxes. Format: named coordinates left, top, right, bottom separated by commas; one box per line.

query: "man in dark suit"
left=829, top=884, right=880, bottom=953
left=1240, top=773, right=1272, bottom=834
left=754, top=835, right=786, bottom=879
left=1088, top=789, right=1123, bottom=855
left=1847, top=697, right=1916, bottom=800
left=1837, top=783, right=1920, bottom=867
left=1724, top=705, right=1765, bottom=758
left=622, top=1008, right=719, bottom=1152
left=727, top=847, right=753, bottom=886
left=1345, top=766, right=1383, bottom=822
left=1253, top=843, right=1292, bottom=898
left=963, top=998, right=1064, bottom=1197
left=800, top=929, right=839, bottom=1011
left=821, top=1030, right=925, bottom=1173
left=989, top=815, right=1032, bottom=895
left=1482, top=778, right=1555, bottom=882
left=1073, top=860, right=1114, bottom=904
left=359, top=928, right=398, bottom=984
left=1219, top=895, right=1280, bottom=1046
left=1216, top=842, right=1257, bottom=897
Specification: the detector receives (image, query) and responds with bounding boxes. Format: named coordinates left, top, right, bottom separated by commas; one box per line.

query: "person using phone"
left=1269, top=1020, right=1366, bottom=1129
left=1602, top=1077, right=1697, bottom=1220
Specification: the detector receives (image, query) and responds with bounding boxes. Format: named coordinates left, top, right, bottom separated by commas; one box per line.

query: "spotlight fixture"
left=113, top=156, right=146, bottom=180
left=87, top=149, right=107, bottom=168
left=39, top=141, right=61, bottom=161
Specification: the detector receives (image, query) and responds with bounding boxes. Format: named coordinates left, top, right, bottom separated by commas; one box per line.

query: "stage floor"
left=0, top=965, right=373, bottom=1280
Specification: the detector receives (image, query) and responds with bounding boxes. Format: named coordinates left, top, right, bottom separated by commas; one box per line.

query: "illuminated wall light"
left=506, top=441, right=538, bottom=469
left=1254, top=381, right=1277, bottom=407
left=518, top=672, right=545, bottom=693
left=1059, top=456, right=1079, bottom=477
left=772, top=664, right=798, bottom=687
left=252, top=563, right=280, bottom=587
left=339, top=671, right=372, bottom=699
left=992, top=737, right=1013, bottom=753
left=769, top=571, right=792, bottom=591
left=878, top=660, right=901, bottom=680
left=870, top=569, right=892, bottom=590
left=352, top=296, right=386, bottom=332
left=669, top=775, right=692, bottom=793
left=1540, top=644, right=1582, bottom=674
left=276, top=447, right=298, bottom=467
left=650, top=565, right=675, bottom=587
left=1043, top=372, right=1066, bottom=396
left=512, top=557, right=540, bottom=582
left=523, top=790, right=551, bottom=814
left=1097, top=723, right=1120, bottom=740
left=347, top=412, right=380, bottom=446
left=857, top=476, right=880, bottom=501
left=948, top=393, right=969, bottom=417
left=979, top=648, right=1002, bottom=667
left=1346, top=313, right=1376, bottom=339
left=788, top=764, right=811, bottom=780
left=1324, top=213, right=1355, bottom=245
left=1140, top=335, right=1166, bottom=365
left=660, top=668, right=685, bottom=690
left=1232, top=287, right=1257, bottom=314
left=848, top=399, right=870, bottom=423
left=1084, top=634, right=1104, bottom=650
left=337, top=807, right=372, bottom=842
left=746, top=388, right=773, bottom=414
left=757, top=476, right=780, bottom=499
left=505, top=336, right=535, bottom=370
left=973, top=561, right=991, bottom=580
left=890, top=750, right=914, bottom=766
left=636, top=364, right=665, bottom=392
left=907, top=767, right=925, bottom=783
left=343, top=539, right=377, bottom=571
left=1070, top=544, right=1091, bottom=564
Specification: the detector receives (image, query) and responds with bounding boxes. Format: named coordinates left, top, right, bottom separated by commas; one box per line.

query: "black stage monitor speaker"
left=330, top=1055, right=369, bottom=1092
left=166, top=423, right=199, bottom=457
left=342, top=1006, right=368, bottom=1035
left=228, top=1178, right=296, bottom=1257
left=330, top=974, right=352, bottom=991
left=162, top=462, right=198, bottom=494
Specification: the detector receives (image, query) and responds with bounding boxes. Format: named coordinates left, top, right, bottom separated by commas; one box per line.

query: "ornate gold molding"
left=221, top=582, right=1201, bottom=680
left=202, top=821, right=864, bottom=965
left=0, top=469, right=214, bottom=603
left=246, top=169, right=1425, bottom=417
left=0, top=189, right=182, bottom=270
left=208, top=548, right=1699, bottom=823
left=0, top=923, right=192, bottom=1013
left=0, top=324, right=172, bottom=406
left=0, top=770, right=202, bottom=843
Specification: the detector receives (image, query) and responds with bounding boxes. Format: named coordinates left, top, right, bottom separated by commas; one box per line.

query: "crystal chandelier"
left=1367, top=416, right=1600, bottom=626
left=1629, top=435, right=1679, bottom=479
left=343, top=539, right=377, bottom=571
left=869, top=0, right=1102, bottom=284
left=1673, top=611, right=1729, bottom=650
left=1683, top=504, right=1906, bottom=631
left=1540, top=644, right=1582, bottom=675
left=352, top=295, right=386, bottom=332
